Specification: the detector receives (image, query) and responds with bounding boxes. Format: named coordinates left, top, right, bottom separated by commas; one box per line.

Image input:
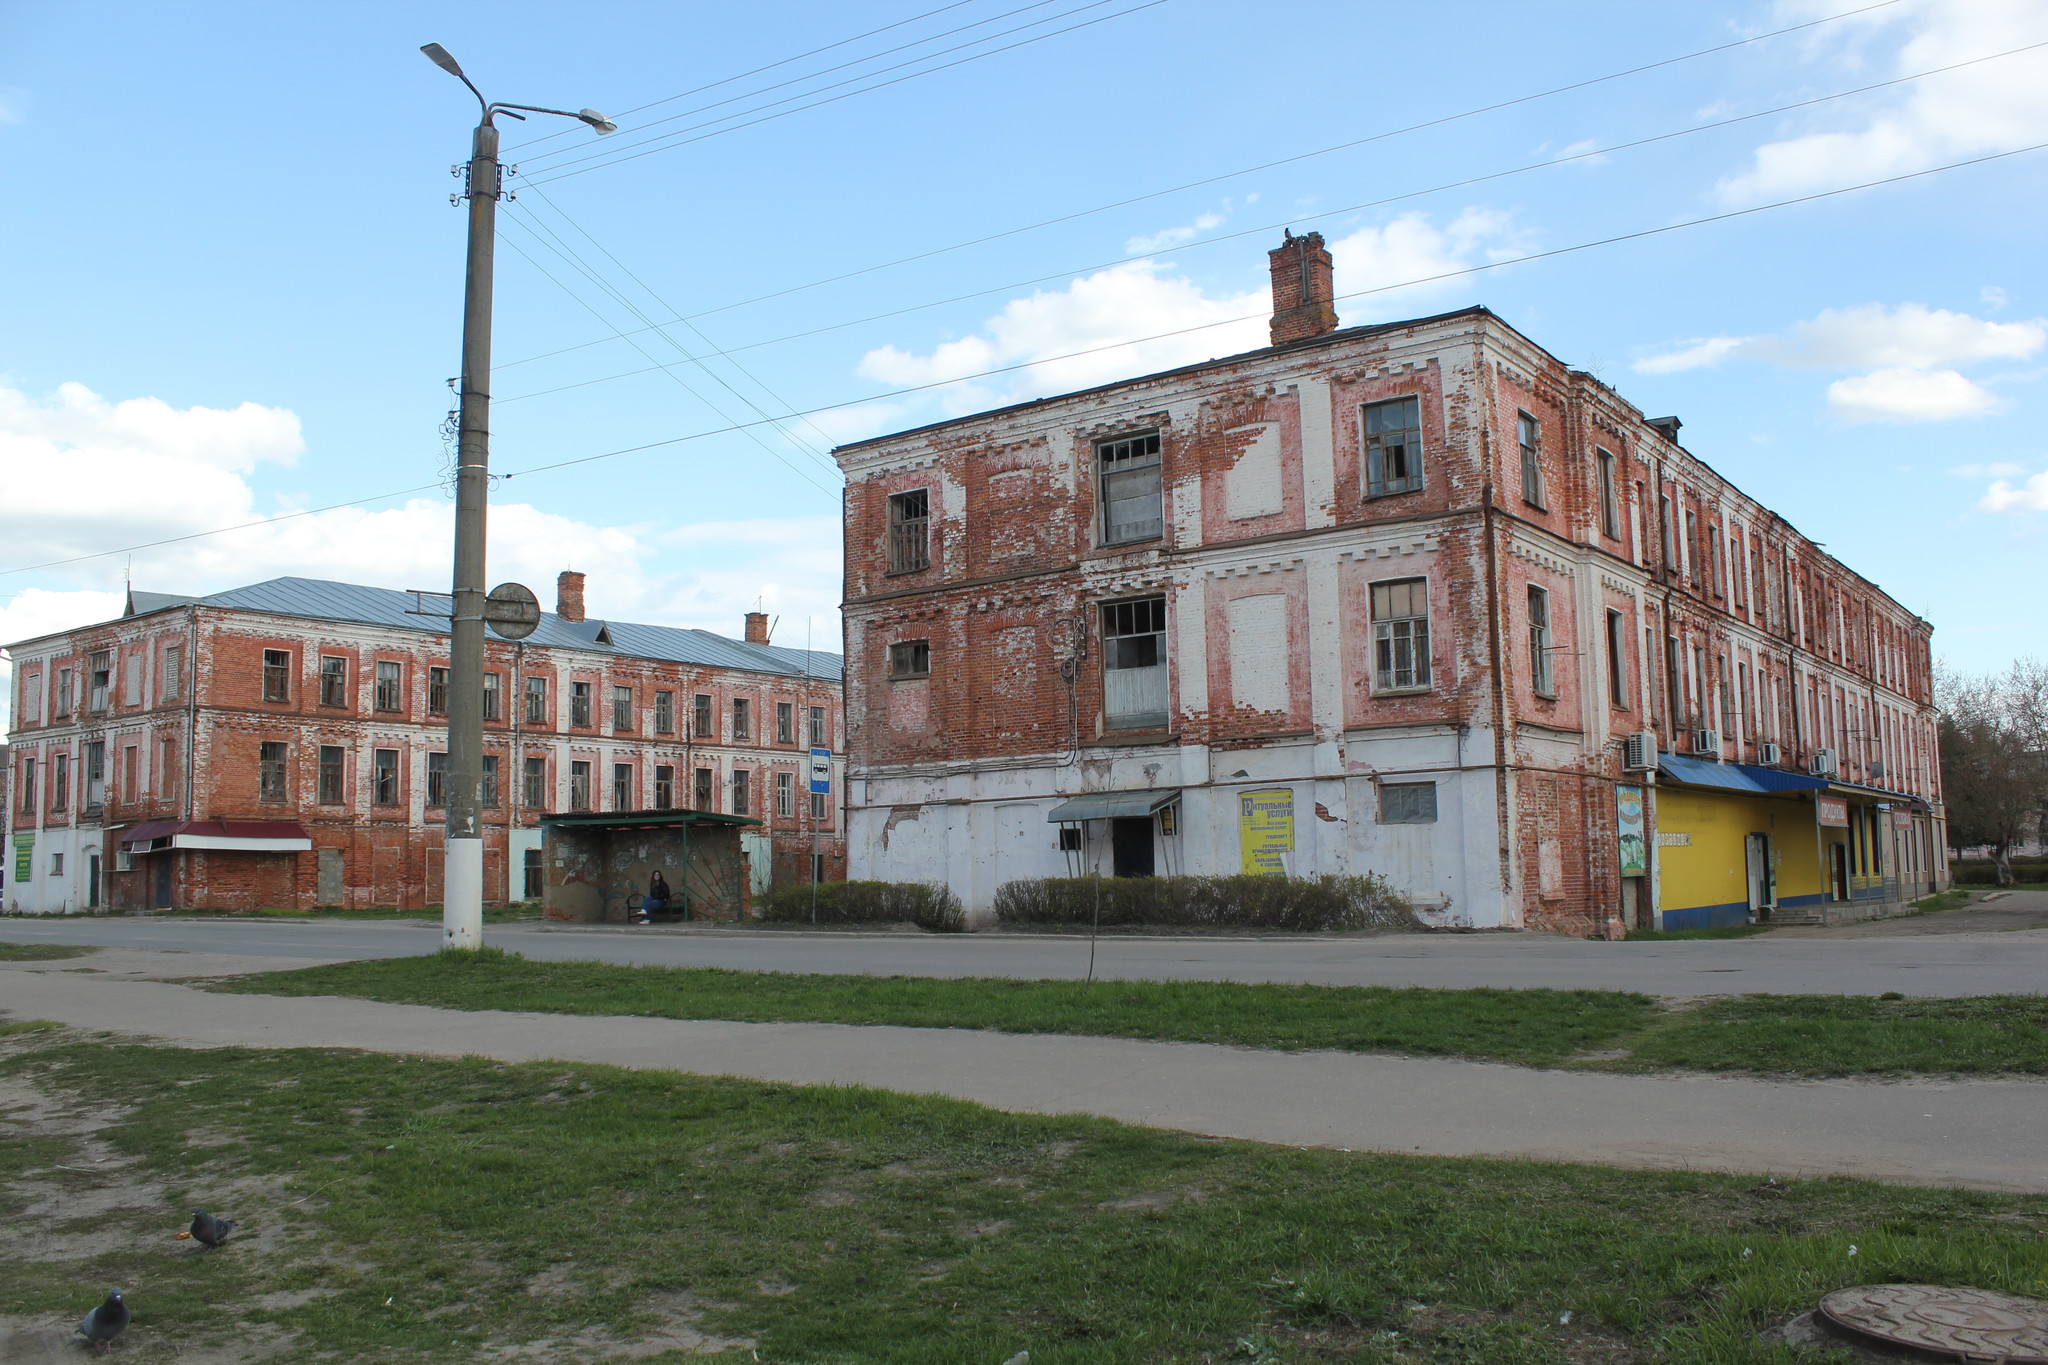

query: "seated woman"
left=635, top=870, right=673, bottom=924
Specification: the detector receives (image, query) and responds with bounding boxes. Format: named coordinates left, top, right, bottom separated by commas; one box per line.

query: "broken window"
left=523, top=756, right=547, bottom=810
left=318, top=746, right=345, bottom=804
left=887, top=641, right=930, bottom=679
left=731, top=768, right=750, bottom=816
left=89, top=650, right=111, bottom=712
left=374, top=661, right=402, bottom=712
left=654, top=765, right=674, bottom=810
left=1371, top=578, right=1430, bottom=692
left=569, top=760, right=591, bottom=811
left=428, top=666, right=449, bottom=716
left=320, top=656, right=348, bottom=707
left=693, top=693, right=713, bottom=740
left=1528, top=586, right=1555, bottom=696
left=888, top=488, right=930, bottom=572
left=612, top=685, right=633, bottom=732
left=654, top=690, right=674, bottom=734
left=1379, top=782, right=1438, bottom=824
left=1363, top=397, right=1423, bottom=497
left=1518, top=411, right=1544, bottom=508
left=481, top=754, right=499, bottom=807
left=372, top=749, right=399, bottom=805
left=1099, top=431, right=1163, bottom=545
left=694, top=767, right=713, bottom=811
left=426, top=751, right=448, bottom=806
left=15, top=757, right=33, bottom=813
left=56, top=667, right=74, bottom=716
left=482, top=672, right=501, bottom=721
left=1606, top=609, right=1628, bottom=710
left=523, top=848, right=543, bottom=900
left=612, top=763, right=632, bottom=811
left=1597, top=449, right=1620, bottom=539
left=809, top=705, right=827, bottom=748
left=570, top=682, right=592, bottom=728
left=732, top=697, right=752, bottom=740
left=1102, top=596, right=1168, bottom=730
left=262, top=649, right=291, bottom=703
left=776, top=769, right=793, bottom=817
left=525, top=676, right=548, bottom=725
left=84, top=741, right=104, bottom=812
left=776, top=701, right=794, bottom=744
left=49, top=753, right=67, bottom=812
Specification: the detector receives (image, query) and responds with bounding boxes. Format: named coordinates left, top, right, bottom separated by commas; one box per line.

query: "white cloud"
left=861, top=209, right=1526, bottom=412
left=1125, top=212, right=1225, bottom=255
left=1634, top=336, right=1745, bottom=374
left=1717, top=0, right=2048, bottom=204
left=1948, top=461, right=2025, bottom=477
left=1826, top=366, right=1998, bottom=422
left=1982, top=285, right=2011, bottom=311
left=1977, top=470, right=2048, bottom=512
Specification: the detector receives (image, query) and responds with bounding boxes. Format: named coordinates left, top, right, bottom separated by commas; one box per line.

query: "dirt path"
left=5, top=952, right=2045, bottom=1196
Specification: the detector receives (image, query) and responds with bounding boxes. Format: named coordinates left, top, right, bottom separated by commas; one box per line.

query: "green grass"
left=2, top=1030, right=2044, bottom=1364
left=218, top=950, right=2048, bottom=1078
left=1622, top=925, right=1774, bottom=942
left=1912, top=888, right=1973, bottom=913
left=218, top=949, right=1661, bottom=1069
left=0, top=942, right=99, bottom=960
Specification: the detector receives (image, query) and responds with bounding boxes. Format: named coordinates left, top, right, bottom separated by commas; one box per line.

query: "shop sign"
left=1616, top=785, right=1648, bottom=875
left=1158, top=805, right=1177, bottom=838
left=1655, top=832, right=1691, bottom=847
left=1891, top=810, right=1915, bottom=830
left=12, top=832, right=33, bottom=882
left=1817, top=795, right=1850, bottom=827
left=1237, top=788, right=1293, bottom=875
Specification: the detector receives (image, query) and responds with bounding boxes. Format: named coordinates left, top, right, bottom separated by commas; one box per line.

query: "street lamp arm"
left=494, top=102, right=617, bottom=134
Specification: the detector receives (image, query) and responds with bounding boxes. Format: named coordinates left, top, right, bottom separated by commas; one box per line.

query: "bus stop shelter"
left=539, top=809, right=761, bottom=924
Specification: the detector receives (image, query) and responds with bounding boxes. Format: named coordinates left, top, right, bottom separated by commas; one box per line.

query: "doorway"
left=1744, top=834, right=1773, bottom=920
left=1110, top=817, right=1155, bottom=878
left=1829, top=842, right=1850, bottom=901
left=87, top=854, right=101, bottom=910
left=153, top=854, right=173, bottom=909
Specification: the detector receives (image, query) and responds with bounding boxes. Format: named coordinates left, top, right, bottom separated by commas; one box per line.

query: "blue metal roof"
left=1658, top=752, right=1826, bottom=794
left=188, top=577, right=841, bottom=682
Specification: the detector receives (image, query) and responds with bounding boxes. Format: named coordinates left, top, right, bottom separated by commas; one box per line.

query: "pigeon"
left=76, top=1289, right=127, bottom=1352
left=181, top=1208, right=237, bottom=1249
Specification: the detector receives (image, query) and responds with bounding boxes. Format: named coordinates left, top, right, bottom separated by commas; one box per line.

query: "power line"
left=496, top=0, right=1904, bottom=371
left=12, top=139, right=2036, bottom=581
left=496, top=38, right=2045, bottom=408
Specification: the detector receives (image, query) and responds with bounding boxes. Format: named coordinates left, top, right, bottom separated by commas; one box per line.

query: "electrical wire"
left=496, top=0, right=1906, bottom=372
left=9, top=138, right=2036, bottom=580
left=495, top=37, right=2046, bottom=408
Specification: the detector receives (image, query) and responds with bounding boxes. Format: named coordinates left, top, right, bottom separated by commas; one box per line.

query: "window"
left=809, top=705, right=827, bottom=747
left=569, top=760, right=591, bottom=811
left=1719, top=655, right=1736, bottom=733
left=523, top=848, right=544, bottom=901
left=162, top=644, right=183, bottom=702
left=50, top=753, right=68, bottom=812
left=523, top=756, right=548, bottom=810
left=89, top=650, right=111, bottom=712
left=1708, top=532, right=1723, bottom=598
left=50, top=853, right=63, bottom=877
left=482, top=671, right=501, bottom=721
left=83, top=742, right=104, bottom=812
left=570, top=682, right=592, bottom=728
left=1528, top=586, right=1554, bottom=696
left=375, top=661, right=402, bottom=711
left=261, top=649, right=290, bottom=702
left=320, top=656, right=348, bottom=707
left=1363, top=396, right=1423, bottom=497
left=428, top=667, right=449, bottom=716
left=810, top=790, right=827, bottom=822
left=16, top=756, right=33, bottom=812
left=1605, top=609, right=1628, bottom=710
left=1596, top=449, right=1620, bottom=539
left=525, top=676, right=549, bottom=725
left=654, top=691, right=674, bottom=734
left=481, top=754, right=499, bottom=807
left=776, top=701, right=794, bottom=744
left=56, top=667, right=73, bottom=716
left=1517, top=411, right=1543, bottom=507
left=18, top=671, right=40, bottom=725
left=1658, top=494, right=1674, bottom=570
left=1102, top=596, right=1168, bottom=730
left=732, top=697, right=752, bottom=740
left=776, top=769, right=793, bottom=817
left=732, top=768, right=750, bottom=816
left=1380, top=782, right=1438, bottom=824
left=426, top=752, right=448, bottom=806
left=612, top=762, right=633, bottom=811
left=1099, top=431, right=1163, bottom=545
left=612, top=685, right=633, bottom=731
left=888, top=641, right=930, bottom=679
left=123, top=745, right=137, bottom=803
left=372, top=749, right=399, bottom=804
left=318, top=746, right=345, bottom=804
left=693, top=693, right=713, bottom=739
left=888, top=488, right=931, bottom=572
left=694, top=767, right=714, bottom=811
left=161, top=738, right=177, bottom=802
left=1371, top=578, right=1431, bottom=691
left=1683, top=510, right=1698, bottom=582
left=654, top=765, right=674, bottom=810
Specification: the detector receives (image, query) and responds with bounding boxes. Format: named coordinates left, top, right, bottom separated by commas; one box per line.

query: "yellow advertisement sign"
left=1238, top=788, right=1294, bottom=875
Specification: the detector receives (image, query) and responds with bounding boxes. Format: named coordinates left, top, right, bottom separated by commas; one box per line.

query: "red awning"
left=120, top=820, right=311, bottom=853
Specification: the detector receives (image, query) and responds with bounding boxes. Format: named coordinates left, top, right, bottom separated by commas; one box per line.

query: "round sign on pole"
left=483, top=582, right=541, bottom=640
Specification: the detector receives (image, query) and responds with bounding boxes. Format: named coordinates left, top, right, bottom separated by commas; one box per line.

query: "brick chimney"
left=744, top=611, right=770, bottom=644
left=556, top=571, right=586, bottom=623
left=1268, top=230, right=1338, bottom=346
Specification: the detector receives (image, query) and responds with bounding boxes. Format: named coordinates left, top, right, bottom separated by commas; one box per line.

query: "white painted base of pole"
left=443, top=837, right=485, bottom=950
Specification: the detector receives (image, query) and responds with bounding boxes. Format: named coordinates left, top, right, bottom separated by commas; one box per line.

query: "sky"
left=2, top=0, right=2044, bottom=728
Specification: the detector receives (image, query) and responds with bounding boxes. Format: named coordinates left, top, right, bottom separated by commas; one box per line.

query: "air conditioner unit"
left=1693, top=728, right=1721, bottom=757
left=1759, top=741, right=1782, bottom=766
left=1622, top=731, right=1658, bottom=771
left=1810, top=748, right=1837, bottom=777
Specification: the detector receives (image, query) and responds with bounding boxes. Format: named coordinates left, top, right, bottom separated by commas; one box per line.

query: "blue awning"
left=1658, top=753, right=1828, bottom=794
left=1046, top=790, right=1180, bottom=822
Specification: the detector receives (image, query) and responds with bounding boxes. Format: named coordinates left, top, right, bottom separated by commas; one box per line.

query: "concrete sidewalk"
left=4, top=954, right=2044, bottom=1194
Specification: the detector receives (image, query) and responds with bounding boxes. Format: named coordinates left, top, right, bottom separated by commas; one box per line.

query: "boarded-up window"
left=1380, top=782, right=1437, bottom=824
left=1225, top=593, right=1289, bottom=714
left=1225, top=422, right=1283, bottom=520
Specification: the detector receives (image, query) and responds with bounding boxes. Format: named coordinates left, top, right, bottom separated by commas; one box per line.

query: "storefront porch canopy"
left=1656, top=754, right=1828, bottom=795
left=118, top=820, right=312, bottom=853
left=1046, top=790, right=1181, bottom=823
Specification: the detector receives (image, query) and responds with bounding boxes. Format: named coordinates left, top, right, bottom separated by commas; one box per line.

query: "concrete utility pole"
left=422, top=43, right=612, bottom=949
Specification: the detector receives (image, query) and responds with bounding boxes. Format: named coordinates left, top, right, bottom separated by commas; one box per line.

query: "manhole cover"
left=1818, top=1284, right=2048, bottom=1361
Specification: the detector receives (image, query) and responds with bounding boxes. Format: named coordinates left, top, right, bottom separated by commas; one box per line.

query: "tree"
left=1938, top=659, right=2048, bottom=885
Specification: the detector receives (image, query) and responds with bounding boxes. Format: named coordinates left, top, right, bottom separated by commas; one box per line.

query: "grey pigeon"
left=188, top=1208, right=237, bottom=1249
left=76, top=1289, right=127, bottom=1352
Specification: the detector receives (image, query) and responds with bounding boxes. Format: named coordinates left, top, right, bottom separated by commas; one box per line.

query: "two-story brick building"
left=4, top=573, right=845, bottom=913
left=833, top=232, right=1944, bottom=933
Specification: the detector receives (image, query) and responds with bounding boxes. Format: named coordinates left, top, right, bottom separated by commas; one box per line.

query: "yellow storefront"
left=1651, top=755, right=1829, bottom=931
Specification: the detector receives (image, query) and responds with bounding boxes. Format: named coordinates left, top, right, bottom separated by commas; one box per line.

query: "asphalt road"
left=5, top=893, right=2047, bottom=996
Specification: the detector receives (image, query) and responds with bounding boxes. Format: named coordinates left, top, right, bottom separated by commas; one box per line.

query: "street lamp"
left=423, top=42, right=613, bottom=950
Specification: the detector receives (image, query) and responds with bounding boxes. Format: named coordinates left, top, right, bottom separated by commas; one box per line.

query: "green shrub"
left=1948, top=857, right=2048, bottom=885
left=992, top=873, right=1416, bottom=932
left=755, top=880, right=966, bottom=933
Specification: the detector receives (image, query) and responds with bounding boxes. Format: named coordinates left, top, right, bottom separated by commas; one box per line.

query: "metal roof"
left=114, top=576, right=840, bottom=683
left=1657, top=753, right=1826, bottom=795
left=1047, top=789, right=1182, bottom=822
left=539, top=808, right=762, bottom=829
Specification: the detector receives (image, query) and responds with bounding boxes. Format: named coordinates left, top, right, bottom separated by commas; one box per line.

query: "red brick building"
left=4, top=573, right=844, bottom=913
left=833, top=233, right=1944, bottom=933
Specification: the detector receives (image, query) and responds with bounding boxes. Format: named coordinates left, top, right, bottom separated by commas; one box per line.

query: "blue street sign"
left=808, top=747, right=832, bottom=795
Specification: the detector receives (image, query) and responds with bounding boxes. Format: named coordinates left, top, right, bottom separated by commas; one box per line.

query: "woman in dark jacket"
left=636, top=871, right=672, bottom=924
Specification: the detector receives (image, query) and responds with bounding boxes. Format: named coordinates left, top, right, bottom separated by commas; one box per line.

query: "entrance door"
left=1110, top=817, right=1155, bottom=878
left=1744, top=834, right=1772, bottom=920
left=1829, top=842, right=1850, bottom=901
left=153, top=853, right=173, bottom=909
left=87, top=854, right=101, bottom=910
